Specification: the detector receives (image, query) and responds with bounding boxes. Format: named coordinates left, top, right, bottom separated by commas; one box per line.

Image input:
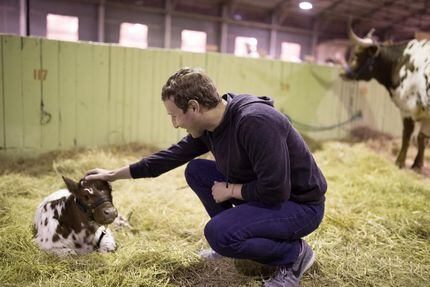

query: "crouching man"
left=85, top=67, right=327, bottom=286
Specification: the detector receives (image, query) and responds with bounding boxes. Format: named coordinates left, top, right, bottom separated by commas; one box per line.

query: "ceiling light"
left=299, top=1, right=313, bottom=10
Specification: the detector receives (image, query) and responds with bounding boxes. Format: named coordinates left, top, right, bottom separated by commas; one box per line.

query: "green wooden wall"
left=0, top=35, right=402, bottom=153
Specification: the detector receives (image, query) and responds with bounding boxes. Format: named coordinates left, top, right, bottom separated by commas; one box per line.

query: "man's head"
left=161, top=68, right=221, bottom=138
left=161, top=67, right=220, bottom=112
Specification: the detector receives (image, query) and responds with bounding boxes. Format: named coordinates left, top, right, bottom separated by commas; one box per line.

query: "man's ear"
left=188, top=100, right=199, bottom=112
left=62, top=176, right=78, bottom=194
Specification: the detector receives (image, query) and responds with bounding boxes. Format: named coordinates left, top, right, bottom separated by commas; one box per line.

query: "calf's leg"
left=395, top=117, right=414, bottom=168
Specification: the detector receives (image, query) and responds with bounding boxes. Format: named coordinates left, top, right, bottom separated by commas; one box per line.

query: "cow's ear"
left=62, top=176, right=78, bottom=194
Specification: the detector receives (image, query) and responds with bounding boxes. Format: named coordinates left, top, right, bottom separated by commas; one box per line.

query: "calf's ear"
left=62, top=176, right=78, bottom=193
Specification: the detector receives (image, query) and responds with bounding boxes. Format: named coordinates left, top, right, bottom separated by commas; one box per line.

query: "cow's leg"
left=395, top=117, right=414, bottom=168
left=411, top=132, right=427, bottom=170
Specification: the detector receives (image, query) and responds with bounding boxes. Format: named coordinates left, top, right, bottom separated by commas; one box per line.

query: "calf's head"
left=62, top=176, right=118, bottom=225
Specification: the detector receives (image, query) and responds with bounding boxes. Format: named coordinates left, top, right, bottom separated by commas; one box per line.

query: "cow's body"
left=390, top=40, right=430, bottom=122
left=343, top=26, right=430, bottom=169
left=33, top=178, right=117, bottom=256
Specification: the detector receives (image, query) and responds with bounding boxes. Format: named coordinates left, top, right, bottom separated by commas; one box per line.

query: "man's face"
left=163, top=98, right=204, bottom=138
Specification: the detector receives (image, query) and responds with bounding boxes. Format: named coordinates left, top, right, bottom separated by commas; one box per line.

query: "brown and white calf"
left=33, top=176, right=118, bottom=256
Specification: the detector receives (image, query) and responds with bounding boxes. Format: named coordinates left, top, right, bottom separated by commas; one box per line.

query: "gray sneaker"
left=198, top=248, right=223, bottom=261
left=263, top=240, right=315, bottom=287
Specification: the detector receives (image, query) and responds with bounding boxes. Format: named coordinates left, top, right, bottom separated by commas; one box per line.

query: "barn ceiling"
left=85, top=0, right=430, bottom=42
left=180, top=0, right=430, bottom=42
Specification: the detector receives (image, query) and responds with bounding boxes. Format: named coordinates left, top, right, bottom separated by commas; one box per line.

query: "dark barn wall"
left=171, top=16, right=219, bottom=50
left=276, top=31, right=312, bottom=60
left=0, top=0, right=314, bottom=59
left=0, top=0, right=20, bottom=34
left=29, top=0, right=98, bottom=41
left=227, top=25, right=269, bottom=56
left=105, top=7, right=164, bottom=47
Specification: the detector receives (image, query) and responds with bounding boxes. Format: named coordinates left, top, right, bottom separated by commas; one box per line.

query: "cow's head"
left=341, top=21, right=381, bottom=81
left=62, top=176, right=118, bottom=225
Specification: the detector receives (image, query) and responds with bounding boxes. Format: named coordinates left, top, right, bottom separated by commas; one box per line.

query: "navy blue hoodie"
left=130, top=93, right=327, bottom=205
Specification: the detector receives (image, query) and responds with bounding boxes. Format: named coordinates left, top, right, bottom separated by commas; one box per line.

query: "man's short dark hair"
left=161, top=67, right=221, bottom=113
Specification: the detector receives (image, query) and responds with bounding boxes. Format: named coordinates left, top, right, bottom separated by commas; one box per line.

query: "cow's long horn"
left=365, top=28, right=375, bottom=39
left=348, top=20, right=374, bottom=47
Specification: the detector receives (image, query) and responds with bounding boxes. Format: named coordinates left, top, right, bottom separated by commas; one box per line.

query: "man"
left=85, top=67, right=327, bottom=286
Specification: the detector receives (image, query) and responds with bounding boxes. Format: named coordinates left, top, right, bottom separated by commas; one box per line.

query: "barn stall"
left=0, top=34, right=429, bottom=286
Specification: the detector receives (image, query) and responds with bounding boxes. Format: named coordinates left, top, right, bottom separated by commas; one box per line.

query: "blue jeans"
left=185, top=159, right=325, bottom=266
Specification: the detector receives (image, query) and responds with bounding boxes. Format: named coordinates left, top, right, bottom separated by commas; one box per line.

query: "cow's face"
left=340, top=22, right=380, bottom=81
left=342, top=45, right=380, bottom=81
left=62, top=176, right=118, bottom=225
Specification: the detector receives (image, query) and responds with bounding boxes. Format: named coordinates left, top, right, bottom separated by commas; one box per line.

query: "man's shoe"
left=198, top=248, right=223, bottom=261
left=263, top=240, right=315, bottom=287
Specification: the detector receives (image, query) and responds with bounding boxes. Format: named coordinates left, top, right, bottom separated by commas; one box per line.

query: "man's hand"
left=211, top=181, right=232, bottom=203
left=85, top=168, right=116, bottom=181
left=84, top=166, right=132, bottom=182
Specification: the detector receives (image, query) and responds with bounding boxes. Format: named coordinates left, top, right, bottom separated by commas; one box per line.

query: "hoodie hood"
left=212, top=93, right=274, bottom=135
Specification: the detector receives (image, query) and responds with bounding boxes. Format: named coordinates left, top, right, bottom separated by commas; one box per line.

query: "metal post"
left=97, top=0, right=105, bottom=42
left=164, top=0, right=172, bottom=49
left=220, top=4, right=228, bottom=53
left=269, top=13, right=277, bottom=59
left=19, top=0, right=29, bottom=36
left=26, top=0, right=30, bottom=36
left=311, top=19, right=319, bottom=60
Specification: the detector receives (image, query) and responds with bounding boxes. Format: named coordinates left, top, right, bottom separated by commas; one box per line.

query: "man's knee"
left=204, top=218, right=236, bottom=256
left=184, top=159, right=206, bottom=184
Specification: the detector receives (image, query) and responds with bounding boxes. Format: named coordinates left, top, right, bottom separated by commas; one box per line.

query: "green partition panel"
left=58, top=41, right=78, bottom=148
left=22, top=38, right=42, bottom=149
left=76, top=43, right=94, bottom=147
left=108, top=45, right=125, bottom=145
left=92, top=43, right=109, bottom=146
left=0, top=36, right=4, bottom=149
left=137, top=49, right=154, bottom=146
left=41, top=39, right=60, bottom=150
left=3, top=36, right=24, bottom=149
left=0, top=35, right=403, bottom=154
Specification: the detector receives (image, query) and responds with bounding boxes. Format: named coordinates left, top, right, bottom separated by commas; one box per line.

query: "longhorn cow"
left=341, top=23, right=430, bottom=170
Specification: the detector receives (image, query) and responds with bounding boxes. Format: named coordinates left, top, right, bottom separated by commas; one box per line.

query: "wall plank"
left=108, top=45, right=125, bottom=145
left=205, top=53, right=222, bottom=90
left=129, top=48, right=140, bottom=144
left=137, top=49, right=154, bottom=145
left=0, top=36, right=4, bottom=149
left=58, top=41, right=78, bottom=148
left=123, top=47, right=135, bottom=144
left=76, top=43, right=94, bottom=147
left=92, top=44, right=109, bottom=146
left=22, top=37, right=42, bottom=149
left=3, top=36, right=23, bottom=149
left=41, top=39, right=60, bottom=150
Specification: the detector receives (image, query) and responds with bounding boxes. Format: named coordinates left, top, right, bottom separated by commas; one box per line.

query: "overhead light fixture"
left=299, top=1, right=313, bottom=10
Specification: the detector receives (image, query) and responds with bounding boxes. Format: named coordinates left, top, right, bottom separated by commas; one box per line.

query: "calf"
left=33, top=176, right=118, bottom=256
left=341, top=22, right=430, bottom=170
